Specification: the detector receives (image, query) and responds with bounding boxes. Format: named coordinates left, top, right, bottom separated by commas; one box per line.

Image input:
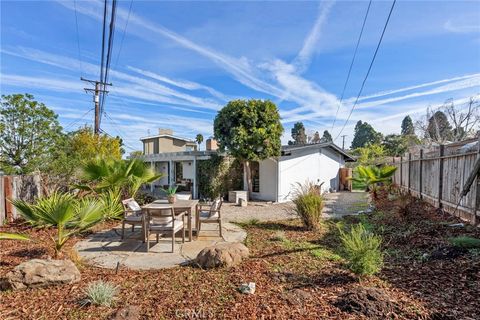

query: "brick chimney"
left=158, top=128, right=173, bottom=135
left=206, top=138, right=218, bottom=151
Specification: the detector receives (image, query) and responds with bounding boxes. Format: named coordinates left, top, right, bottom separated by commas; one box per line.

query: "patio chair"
left=121, top=198, right=145, bottom=241
left=196, top=198, right=223, bottom=238
left=146, top=206, right=185, bottom=253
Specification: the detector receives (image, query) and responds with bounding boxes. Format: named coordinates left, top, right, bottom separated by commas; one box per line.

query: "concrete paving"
left=74, top=222, right=246, bottom=270
left=222, top=191, right=369, bottom=222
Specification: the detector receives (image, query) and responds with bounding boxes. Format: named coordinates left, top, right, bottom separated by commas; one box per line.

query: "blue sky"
left=1, top=0, right=479, bottom=151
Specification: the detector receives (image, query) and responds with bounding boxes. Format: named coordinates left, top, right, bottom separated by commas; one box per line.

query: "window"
left=185, top=146, right=193, bottom=151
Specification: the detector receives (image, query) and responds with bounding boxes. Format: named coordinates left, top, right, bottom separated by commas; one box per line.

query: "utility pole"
left=341, top=135, right=347, bottom=150
left=81, top=77, right=111, bottom=134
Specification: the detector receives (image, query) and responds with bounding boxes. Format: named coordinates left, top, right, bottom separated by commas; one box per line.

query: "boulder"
left=1, top=259, right=81, bottom=291
left=195, top=242, right=249, bottom=268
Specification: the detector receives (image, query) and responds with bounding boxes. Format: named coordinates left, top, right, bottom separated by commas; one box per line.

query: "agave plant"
left=11, top=192, right=105, bottom=256
left=77, top=158, right=162, bottom=199
left=0, top=233, right=30, bottom=241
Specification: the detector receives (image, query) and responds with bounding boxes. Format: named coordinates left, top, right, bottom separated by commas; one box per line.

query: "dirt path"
left=223, top=191, right=369, bottom=223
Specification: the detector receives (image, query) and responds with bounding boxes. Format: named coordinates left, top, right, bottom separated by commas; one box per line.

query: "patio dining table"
left=142, top=199, right=199, bottom=242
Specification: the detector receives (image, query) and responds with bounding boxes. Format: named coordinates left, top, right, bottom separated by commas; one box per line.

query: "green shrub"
left=448, top=236, right=480, bottom=249
left=339, top=223, right=383, bottom=276
left=292, top=182, right=324, bottom=231
left=84, top=281, right=118, bottom=307
left=98, top=190, right=123, bottom=220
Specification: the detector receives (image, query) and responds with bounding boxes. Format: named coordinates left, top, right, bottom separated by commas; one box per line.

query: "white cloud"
left=293, top=1, right=335, bottom=73
left=444, top=20, right=480, bottom=33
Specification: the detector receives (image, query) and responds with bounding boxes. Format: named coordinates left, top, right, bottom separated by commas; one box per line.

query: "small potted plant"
left=162, top=186, right=178, bottom=204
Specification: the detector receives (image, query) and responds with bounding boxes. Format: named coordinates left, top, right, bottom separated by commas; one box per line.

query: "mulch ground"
left=1, top=194, right=479, bottom=320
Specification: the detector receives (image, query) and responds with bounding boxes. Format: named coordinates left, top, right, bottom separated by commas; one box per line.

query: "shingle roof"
left=281, top=142, right=355, bottom=161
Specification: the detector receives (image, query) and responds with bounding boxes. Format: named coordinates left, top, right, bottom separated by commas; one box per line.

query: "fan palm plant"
left=0, top=233, right=30, bottom=241
left=77, top=158, right=162, bottom=199
left=11, top=192, right=105, bottom=257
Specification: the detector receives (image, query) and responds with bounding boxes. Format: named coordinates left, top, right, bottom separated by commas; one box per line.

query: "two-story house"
left=140, top=129, right=217, bottom=198
left=141, top=129, right=198, bottom=155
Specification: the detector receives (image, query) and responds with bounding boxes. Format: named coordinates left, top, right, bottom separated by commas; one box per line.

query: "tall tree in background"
left=321, top=130, right=333, bottom=142
left=444, top=97, right=479, bottom=141
left=401, top=116, right=415, bottom=136
left=0, top=94, right=63, bottom=174
left=351, top=121, right=383, bottom=149
left=311, top=131, right=321, bottom=144
left=291, top=122, right=307, bottom=145
left=195, top=133, right=204, bottom=150
left=426, top=110, right=453, bottom=143
left=214, top=99, right=283, bottom=193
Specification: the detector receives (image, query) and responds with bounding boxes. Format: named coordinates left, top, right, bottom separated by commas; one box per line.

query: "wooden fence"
left=389, top=138, right=480, bottom=225
left=0, top=174, right=42, bottom=226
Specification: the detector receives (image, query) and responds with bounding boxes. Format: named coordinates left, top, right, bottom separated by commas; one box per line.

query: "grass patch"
left=236, top=218, right=260, bottom=228
left=448, top=236, right=480, bottom=248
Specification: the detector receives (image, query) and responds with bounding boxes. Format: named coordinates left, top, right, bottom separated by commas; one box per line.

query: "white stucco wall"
left=155, top=162, right=169, bottom=186
left=277, top=147, right=345, bottom=202
left=251, top=158, right=278, bottom=201
left=181, top=161, right=195, bottom=180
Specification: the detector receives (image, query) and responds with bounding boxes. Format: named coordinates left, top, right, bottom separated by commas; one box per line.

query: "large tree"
left=0, top=94, right=63, bottom=174
left=426, top=110, right=453, bottom=143
left=351, top=120, right=382, bottom=149
left=401, top=116, right=415, bottom=136
left=444, top=97, right=479, bottom=141
left=291, top=122, right=307, bottom=145
left=44, top=126, right=123, bottom=192
left=311, top=131, right=321, bottom=144
left=321, top=130, right=333, bottom=142
left=214, top=99, right=283, bottom=193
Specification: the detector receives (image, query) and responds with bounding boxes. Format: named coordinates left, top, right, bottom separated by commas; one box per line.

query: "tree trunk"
left=243, top=161, right=252, bottom=195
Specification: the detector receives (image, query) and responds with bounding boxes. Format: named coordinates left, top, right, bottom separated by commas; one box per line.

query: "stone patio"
left=74, top=222, right=246, bottom=270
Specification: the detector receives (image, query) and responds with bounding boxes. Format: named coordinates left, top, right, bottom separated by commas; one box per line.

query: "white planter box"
left=228, top=190, right=248, bottom=204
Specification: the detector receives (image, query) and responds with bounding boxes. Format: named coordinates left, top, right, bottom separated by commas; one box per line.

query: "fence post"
left=408, top=153, right=412, bottom=194
left=0, top=171, right=4, bottom=226
left=400, top=155, right=403, bottom=189
left=419, top=149, right=423, bottom=199
left=392, top=157, right=396, bottom=184
left=438, top=145, right=445, bottom=209
left=474, top=137, right=480, bottom=226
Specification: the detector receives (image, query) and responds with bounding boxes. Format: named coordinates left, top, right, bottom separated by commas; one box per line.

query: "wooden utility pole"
left=81, top=77, right=111, bottom=134
left=341, top=135, right=347, bottom=150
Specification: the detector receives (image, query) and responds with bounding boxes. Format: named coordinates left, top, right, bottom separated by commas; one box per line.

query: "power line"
left=64, top=107, right=94, bottom=131
left=102, top=111, right=138, bottom=151
left=100, top=0, right=118, bottom=126
left=331, top=0, right=372, bottom=132
left=113, top=0, right=134, bottom=71
left=73, top=0, right=84, bottom=77
left=335, top=0, right=397, bottom=141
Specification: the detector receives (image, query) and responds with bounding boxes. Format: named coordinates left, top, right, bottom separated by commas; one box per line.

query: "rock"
left=429, top=246, right=467, bottom=260
left=238, top=282, right=255, bottom=294
left=0, top=259, right=81, bottom=291
left=111, top=306, right=141, bottom=320
left=195, top=242, right=249, bottom=268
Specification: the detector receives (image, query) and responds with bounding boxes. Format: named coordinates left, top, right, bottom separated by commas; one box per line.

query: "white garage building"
left=249, top=143, right=355, bottom=202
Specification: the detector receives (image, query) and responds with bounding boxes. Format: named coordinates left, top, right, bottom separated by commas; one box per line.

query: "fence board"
left=389, top=138, right=480, bottom=225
